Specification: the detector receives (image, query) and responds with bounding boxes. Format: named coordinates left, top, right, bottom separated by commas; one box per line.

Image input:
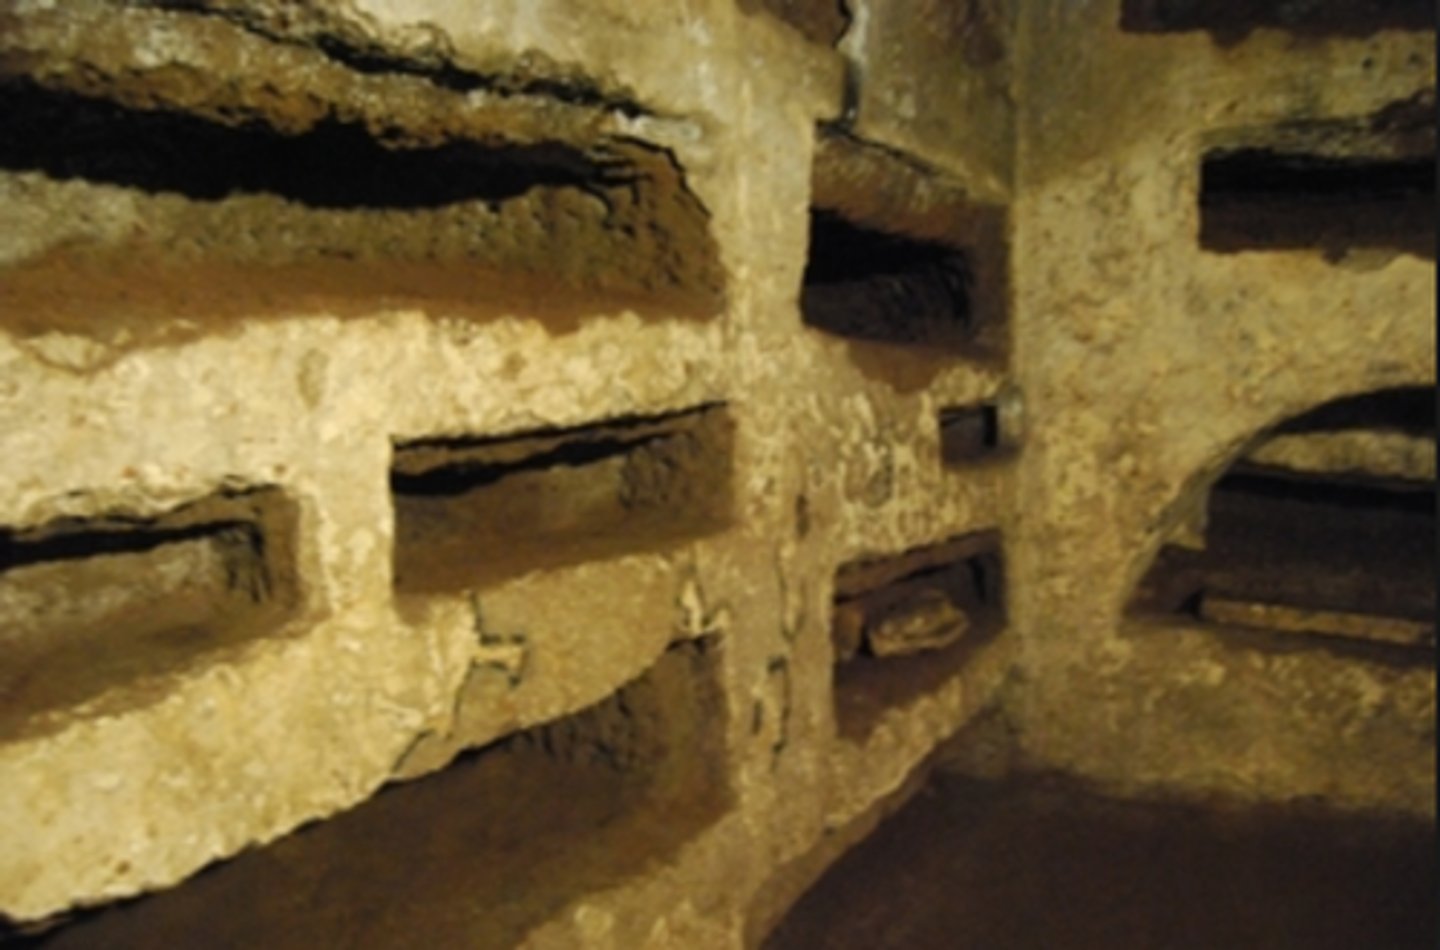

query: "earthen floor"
left=766, top=772, right=1436, bottom=950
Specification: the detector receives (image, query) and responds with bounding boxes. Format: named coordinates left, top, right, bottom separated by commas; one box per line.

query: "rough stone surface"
left=839, top=0, right=1016, bottom=201
left=1008, top=3, right=1434, bottom=816
left=0, top=0, right=1433, bottom=945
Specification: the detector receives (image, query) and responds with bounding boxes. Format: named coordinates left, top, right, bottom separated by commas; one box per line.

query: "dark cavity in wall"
left=1131, top=387, right=1437, bottom=657
left=0, top=77, right=618, bottom=208
left=19, top=637, right=730, bottom=950
left=802, top=211, right=975, bottom=348
left=939, top=401, right=1009, bottom=465
left=0, top=487, right=299, bottom=742
left=392, top=405, right=733, bottom=594
left=0, top=75, right=724, bottom=347
left=807, top=130, right=1010, bottom=374
left=832, top=531, right=1005, bottom=739
left=1135, top=472, right=1436, bottom=655
left=1120, top=0, right=1433, bottom=39
left=1200, top=150, right=1435, bottom=258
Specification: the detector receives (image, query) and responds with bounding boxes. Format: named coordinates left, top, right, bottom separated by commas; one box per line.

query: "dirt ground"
left=765, top=771, right=1437, bottom=950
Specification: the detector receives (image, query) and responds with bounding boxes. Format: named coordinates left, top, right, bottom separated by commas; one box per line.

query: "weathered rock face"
left=1007, top=3, right=1435, bottom=827
left=0, top=0, right=1432, bottom=946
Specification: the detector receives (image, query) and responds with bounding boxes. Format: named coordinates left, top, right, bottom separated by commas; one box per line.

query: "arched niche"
left=1129, top=385, right=1435, bottom=654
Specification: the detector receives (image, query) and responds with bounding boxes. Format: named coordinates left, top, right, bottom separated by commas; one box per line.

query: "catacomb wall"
left=0, top=1, right=1433, bottom=946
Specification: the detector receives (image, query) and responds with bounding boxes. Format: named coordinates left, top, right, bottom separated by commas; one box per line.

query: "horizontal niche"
left=28, top=637, right=729, bottom=949
left=832, top=531, right=1005, bottom=738
left=1121, top=0, right=1432, bottom=37
left=1132, top=387, right=1436, bottom=656
left=0, top=487, right=299, bottom=741
left=802, top=211, right=976, bottom=348
left=392, top=404, right=733, bottom=594
left=0, top=79, right=613, bottom=209
left=1135, top=470, right=1435, bottom=652
left=0, top=73, right=724, bottom=344
left=1201, top=152, right=1434, bottom=257
left=939, top=392, right=1020, bottom=465
left=1200, top=97, right=1436, bottom=259
left=804, top=129, right=1009, bottom=364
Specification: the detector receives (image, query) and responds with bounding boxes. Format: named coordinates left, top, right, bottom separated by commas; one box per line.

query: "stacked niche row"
left=0, top=2, right=734, bottom=939
left=804, top=131, right=1016, bottom=740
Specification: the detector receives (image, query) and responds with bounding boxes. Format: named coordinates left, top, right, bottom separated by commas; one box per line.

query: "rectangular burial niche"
left=0, top=487, right=299, bottom=742
left=938, top=400, right=1009, bottom=465
left=831, top=531, right=1005, bottom=739
left=801, top=210, right=977, bottom=349
left=1199, top=99, right=1437, bottom=259
left=1133, top=469, right=1436, bottom=655
left=20, top=637, right=730, bottom=950
left=392, top=404, right=733, bottom=594
left=1120, top=0, right=1433, bottom=37
left=0, top=73, right=724, bottom=343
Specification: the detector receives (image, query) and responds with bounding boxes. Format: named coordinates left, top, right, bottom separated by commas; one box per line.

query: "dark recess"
left=1275, top=386, right=1436, bottom=436
left=1121, top=0, right=1433, bottom=38
left=1136, top=469, right=1436, bottom=637
left=939, top=403, right=1004, bottom=464
left=802, top=211, right=974, bottom=347
left=0, top=77, right=621, bottom=208
left=1200, top=149, right=1435, bottom=257
left=0, top=488, right=299, bottom=744
left=1131, top=382, right=1437, bottom=656
left=0, top=517, right=261, bottom=572
left=832, top=533, right=1006, bottom=738
left=0, top=489, right=285, bottom=581
left=391, top=406, right=733, bottom=593
left=392, top=434, right=668, bottom=497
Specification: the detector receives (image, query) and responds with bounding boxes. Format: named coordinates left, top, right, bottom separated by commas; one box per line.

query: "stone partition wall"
left=0, top=1, right=1432, bottom=946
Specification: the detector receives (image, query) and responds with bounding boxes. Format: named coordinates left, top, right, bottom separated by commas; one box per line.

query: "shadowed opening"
left=392, top=405, right=734, bottom=593
left=0, top=78, right=618, bottom=209
left=0, top=488, right=300, bottom=742
left=832, top=531, right=1006, bottom=738
left=1201, top=149, right=1435, bottom=257
left=1131, top=386, right=1437, bottom=655
left=802, top=211, right=975, bottom=347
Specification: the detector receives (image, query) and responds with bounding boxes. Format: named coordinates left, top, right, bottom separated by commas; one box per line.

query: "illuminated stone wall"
left=0, top=1, right=1432, bottom=944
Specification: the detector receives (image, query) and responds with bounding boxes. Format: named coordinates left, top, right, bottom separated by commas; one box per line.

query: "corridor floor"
left=764, top=772, right=1436, bottom=950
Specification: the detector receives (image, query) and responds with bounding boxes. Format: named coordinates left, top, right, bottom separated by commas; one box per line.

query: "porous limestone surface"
left=0, top=0, right=1433, bottom=944
left=0, top=0, right=1015, bottom=940
left=1007, top=3, right=1435, bottom=814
